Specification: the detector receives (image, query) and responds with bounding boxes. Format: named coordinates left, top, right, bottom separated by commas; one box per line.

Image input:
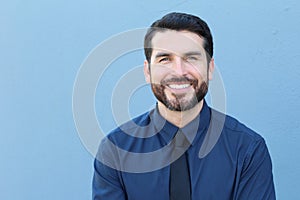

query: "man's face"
left=144, top=30, right=214, bottom=111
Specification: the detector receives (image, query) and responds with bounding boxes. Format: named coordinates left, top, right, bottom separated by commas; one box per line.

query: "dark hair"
left=144, top=12, right=213, bottom=63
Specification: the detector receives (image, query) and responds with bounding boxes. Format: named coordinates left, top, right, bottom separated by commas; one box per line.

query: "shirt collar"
left=150, top=101, right=211, bottom=146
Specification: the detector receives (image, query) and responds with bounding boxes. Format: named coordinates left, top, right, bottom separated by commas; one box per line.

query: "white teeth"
left=168, top=84, right=190, bottom=89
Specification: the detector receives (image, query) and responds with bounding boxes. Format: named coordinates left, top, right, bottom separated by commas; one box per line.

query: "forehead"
left=151, top=30, right=205, bottom=55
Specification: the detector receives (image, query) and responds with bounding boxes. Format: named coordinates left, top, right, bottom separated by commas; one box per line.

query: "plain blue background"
left=1, top=0, right=300, bottom=199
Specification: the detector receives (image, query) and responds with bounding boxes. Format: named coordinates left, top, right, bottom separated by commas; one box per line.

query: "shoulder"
left=211, top=108, right=264, bottom=143
left=208, top=109, right=270, bottom=168
left=108, top=110, right=152, bottom=138
left=100, top=109, right=157, bottom=153
left=207, top=108, right=267, bottom=160
left=96, top=110, right=153, bottom=169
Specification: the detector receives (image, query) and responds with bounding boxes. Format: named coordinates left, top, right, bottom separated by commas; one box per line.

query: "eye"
left=186, top=56, right=198, bottom=61
left=158, top=57, right=170, bottom=63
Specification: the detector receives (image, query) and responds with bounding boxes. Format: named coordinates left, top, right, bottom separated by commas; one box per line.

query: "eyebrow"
left=184, top=51, right=203, bottom=57
left=154, top=51, right=202, bottom=59
left=154, top=52, right=171, bottom=59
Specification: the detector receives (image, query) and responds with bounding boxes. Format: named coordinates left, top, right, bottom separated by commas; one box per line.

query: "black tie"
left=170, top=131, right=191, bottom=200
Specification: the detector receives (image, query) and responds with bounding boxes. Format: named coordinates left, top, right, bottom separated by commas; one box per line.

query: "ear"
left=144, top=60, right=151, bottom=83
left=208, top=58, right=215, bottom=80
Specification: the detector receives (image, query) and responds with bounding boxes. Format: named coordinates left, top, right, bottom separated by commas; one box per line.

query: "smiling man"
left=92, top=12, right=276, bottom=200
left=144, top=29, right=214, bottom=127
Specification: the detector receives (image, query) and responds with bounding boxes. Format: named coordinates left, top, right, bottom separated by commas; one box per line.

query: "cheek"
left=186, top=63, right=208, bottom=79
left=200, top=70, right=208, bottom=81
left=150, top=67, right=170, bottom=84
left=190, top=69, right=207, bottom=83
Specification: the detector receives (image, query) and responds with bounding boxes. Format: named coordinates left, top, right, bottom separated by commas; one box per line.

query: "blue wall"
left=1, top=0, right=299, bottom=199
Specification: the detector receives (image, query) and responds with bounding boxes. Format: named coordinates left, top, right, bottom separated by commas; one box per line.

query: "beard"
left=151, top=76, right=208, bottom=111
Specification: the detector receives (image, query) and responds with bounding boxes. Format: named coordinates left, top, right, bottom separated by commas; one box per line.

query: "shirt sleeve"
left=235, top=138, right=276, bottom=200
left=92, top=158, right=126, bottom=200
left=92, top=137, right=126, bottom=200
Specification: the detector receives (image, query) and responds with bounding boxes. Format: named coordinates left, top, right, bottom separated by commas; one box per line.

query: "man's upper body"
left=92, top=12, right=276, bottom=199
left=93, top=101, right=275, bottom=199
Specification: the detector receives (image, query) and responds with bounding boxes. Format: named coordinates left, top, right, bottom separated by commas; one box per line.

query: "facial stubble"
left=151, top=77, right=208, bottom=111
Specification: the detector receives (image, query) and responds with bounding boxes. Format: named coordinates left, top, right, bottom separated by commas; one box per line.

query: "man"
left=93, top=12, right=276, bottom=199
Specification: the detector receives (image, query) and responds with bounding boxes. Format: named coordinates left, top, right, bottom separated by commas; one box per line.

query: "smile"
left=167, top=84, right=191, bottom=89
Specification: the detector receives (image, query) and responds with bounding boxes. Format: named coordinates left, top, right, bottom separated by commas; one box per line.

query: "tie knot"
left=173, top=129, right=190, bottom=148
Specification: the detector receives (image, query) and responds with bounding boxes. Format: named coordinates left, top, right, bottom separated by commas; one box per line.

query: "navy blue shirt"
left=93, top=102, right=275, bottom=199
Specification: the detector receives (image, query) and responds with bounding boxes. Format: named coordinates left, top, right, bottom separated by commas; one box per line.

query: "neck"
left=157, top=101, right=204, bottom=128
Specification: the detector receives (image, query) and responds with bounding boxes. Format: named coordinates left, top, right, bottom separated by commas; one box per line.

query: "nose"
left=172, top=57, right=187, bottom=75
